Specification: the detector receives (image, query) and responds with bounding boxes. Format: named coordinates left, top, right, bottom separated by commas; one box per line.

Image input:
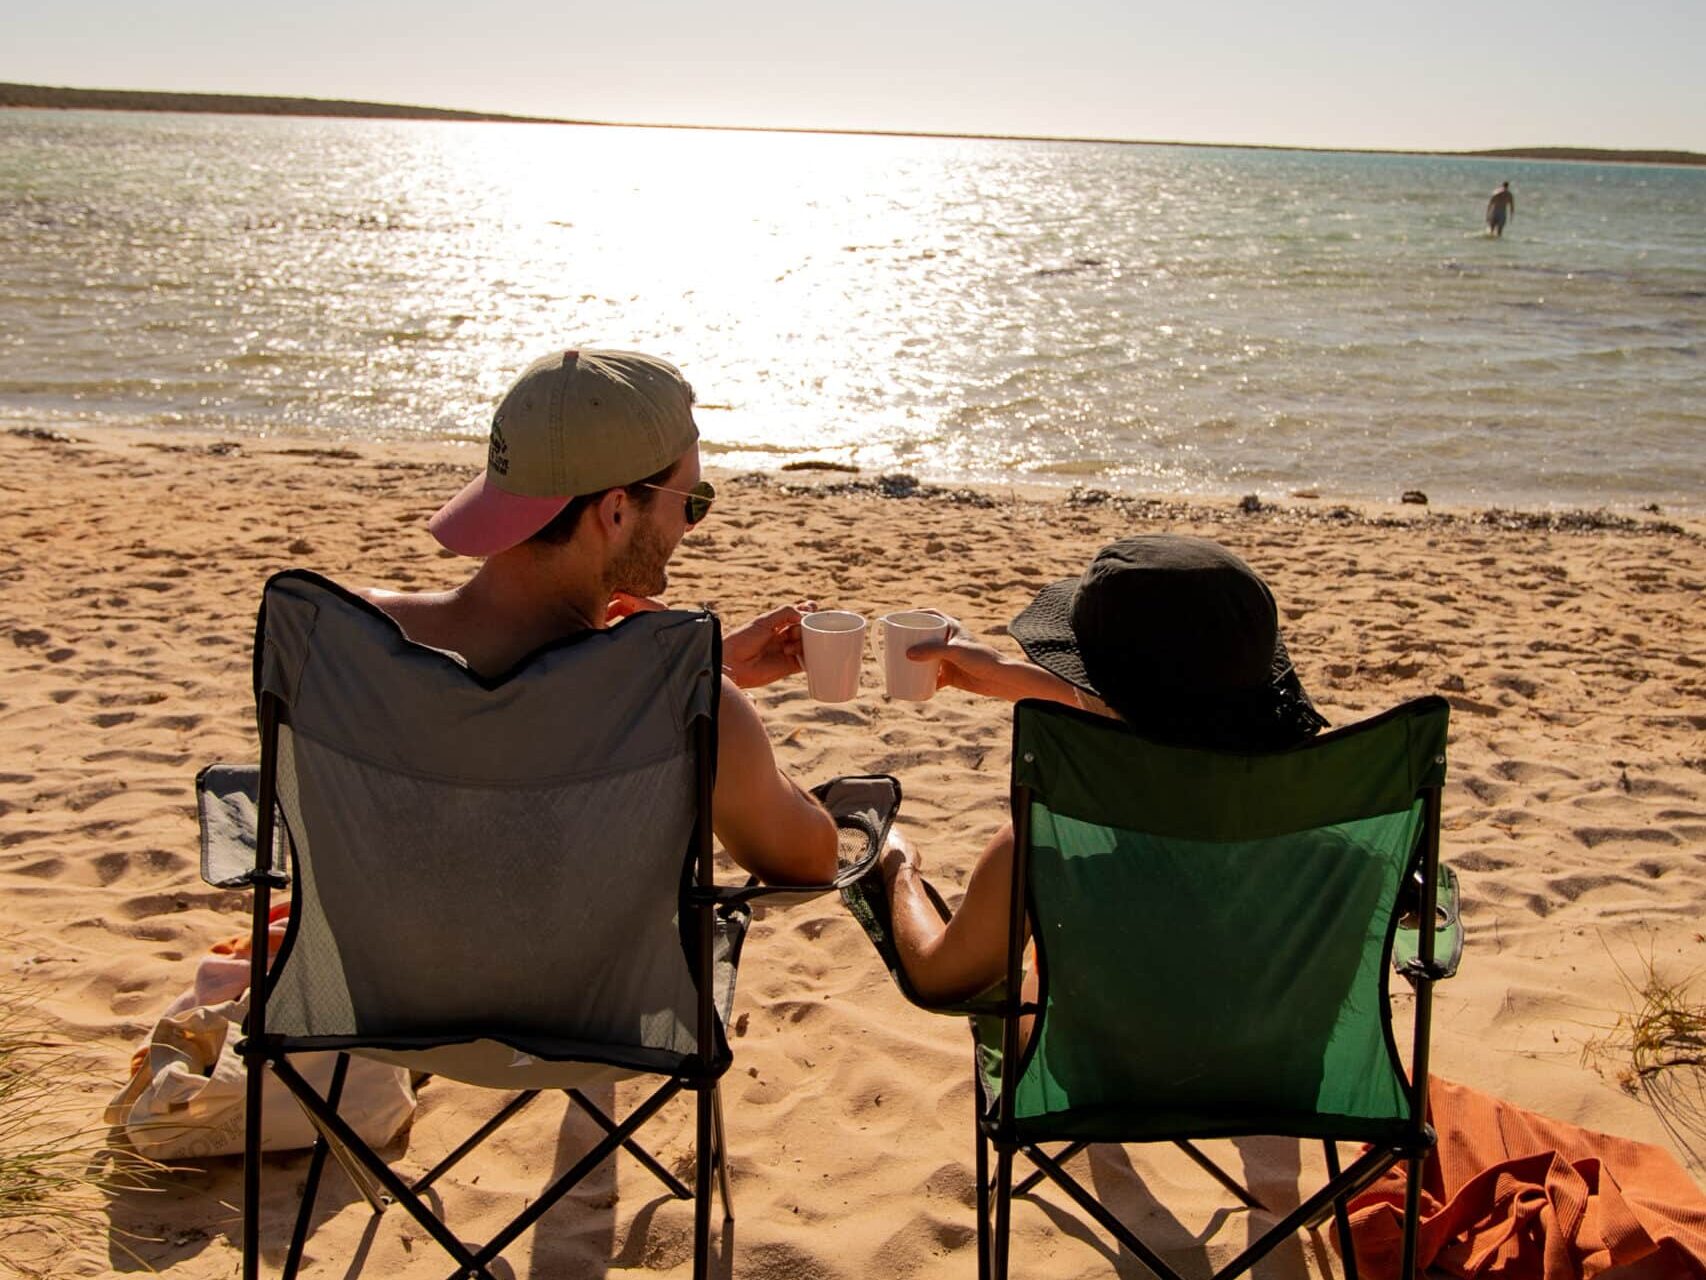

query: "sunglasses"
left=641, top=479, right=717, bottom=526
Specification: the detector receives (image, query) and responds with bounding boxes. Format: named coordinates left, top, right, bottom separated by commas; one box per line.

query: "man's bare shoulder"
left=354, top=588, right=468, bottom=655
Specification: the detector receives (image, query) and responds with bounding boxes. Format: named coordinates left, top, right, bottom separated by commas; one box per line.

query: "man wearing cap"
left=874, top=535, right=1327, bottom=1004
left=362, top=348, right=839, bottom=885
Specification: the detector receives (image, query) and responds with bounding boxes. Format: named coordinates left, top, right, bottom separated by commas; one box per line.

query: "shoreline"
left=5, top=83, right=1703, bottom=168
left=13, top=423, right=1704, bottom=537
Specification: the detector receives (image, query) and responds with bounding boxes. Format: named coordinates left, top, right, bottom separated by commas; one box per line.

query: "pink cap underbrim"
left=427, top=474, right=572, bottom=557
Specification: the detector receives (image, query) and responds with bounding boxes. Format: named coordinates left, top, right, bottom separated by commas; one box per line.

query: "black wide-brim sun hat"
left=1008, top=535, right=1327, bottom=752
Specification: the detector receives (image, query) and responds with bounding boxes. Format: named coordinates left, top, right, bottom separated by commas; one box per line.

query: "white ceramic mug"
left=879, top=610, right=951, bottom=701
left=800, top=611, right=867, bottom=702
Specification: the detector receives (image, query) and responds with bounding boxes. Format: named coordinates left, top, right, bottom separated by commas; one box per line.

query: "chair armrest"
left=690, top=774, right=901, bottom=908
left=196, top=763, right=290, bottom=890
left=838, top=852, right=1007, bottom=1017
left=1394, top=862, right=1462, bottom=982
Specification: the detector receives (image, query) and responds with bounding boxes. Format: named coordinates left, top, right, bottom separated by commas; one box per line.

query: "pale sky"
left=8, top=0, right=1704, bottom=153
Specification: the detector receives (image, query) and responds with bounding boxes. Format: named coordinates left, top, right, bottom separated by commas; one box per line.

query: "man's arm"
left=712, top=676, right=839, bottom=884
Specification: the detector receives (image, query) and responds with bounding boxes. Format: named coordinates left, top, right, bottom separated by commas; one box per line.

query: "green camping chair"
left=982, top=694, right=1456, bottom=1280
left=847, top=694, right=1459, bottom=1280
left=201, top=570, right=899, bottom=1280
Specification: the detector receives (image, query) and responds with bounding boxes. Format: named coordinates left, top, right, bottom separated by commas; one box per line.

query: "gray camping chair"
left=199, top=570, right=898, bottom=1280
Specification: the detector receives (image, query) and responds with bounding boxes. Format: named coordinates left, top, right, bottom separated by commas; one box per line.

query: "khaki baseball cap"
left=429, top=348, right=699, bottom=556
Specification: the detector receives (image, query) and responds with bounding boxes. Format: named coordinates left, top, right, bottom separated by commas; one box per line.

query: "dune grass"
left=0, top=988, right=160, bottom=1272
left=1585, top=943, right=1706, bottom=1171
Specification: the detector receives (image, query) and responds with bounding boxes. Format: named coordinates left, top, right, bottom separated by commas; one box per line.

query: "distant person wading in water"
left=1486, top=181, right=1515, bottom=237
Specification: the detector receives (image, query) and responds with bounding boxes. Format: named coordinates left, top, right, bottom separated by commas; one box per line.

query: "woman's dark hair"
left=527, top=461, right=678, bottom=546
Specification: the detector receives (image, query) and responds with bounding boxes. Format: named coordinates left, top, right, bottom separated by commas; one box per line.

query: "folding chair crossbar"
left=414, top=1089, right=542, bottom=1193
left=567, top=1088, right=693, bottom=1199
left=268, top=1061, right=715, bottom=1280
left=1011, top=1140, right=1085, bottom=1195
left=1173, top=1140, right=1266, bottom=1211
left=1211, top=1144, right=1401, bottom=1280
left=269, top=1054, right=498, bottom=1280
left=1008, top=1140, right=1263, bottom=1212
left=268, top=1053, right=713, bottom=1280
left=1010, top=1138, right=1402, bottom=1280
left=282, top=1053, right=353, bottom=1280
left=462, top=1079, right=687, bottom=1275
left=1019, top=1144, right=1179, bottom=1280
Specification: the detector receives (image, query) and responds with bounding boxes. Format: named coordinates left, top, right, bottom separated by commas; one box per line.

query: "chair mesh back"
left=993, top=697, right=1449, bottom=1143
left=255, top=573, right=719, bottom=1070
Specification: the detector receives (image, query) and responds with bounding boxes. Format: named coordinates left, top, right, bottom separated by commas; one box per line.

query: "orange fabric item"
left=208, top=899, right=291, bottom=959
left=1346, top=1077, right=1706, bottom=1278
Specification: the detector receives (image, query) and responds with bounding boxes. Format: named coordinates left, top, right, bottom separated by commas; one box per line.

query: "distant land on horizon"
left=4, top=82, right=1703, bottom=167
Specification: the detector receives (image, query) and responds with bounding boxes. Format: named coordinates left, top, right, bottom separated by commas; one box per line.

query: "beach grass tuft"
left=1584, top=943, right=1706, bottom=1170
left=0, top=985, right=161, bottom=1272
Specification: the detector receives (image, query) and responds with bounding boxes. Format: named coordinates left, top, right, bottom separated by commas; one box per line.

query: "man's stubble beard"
left=606, top=512, right=674, bottom=599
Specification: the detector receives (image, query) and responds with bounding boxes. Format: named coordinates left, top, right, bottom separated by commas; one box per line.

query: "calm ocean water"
left=2, top=110, right=1702, bottom=510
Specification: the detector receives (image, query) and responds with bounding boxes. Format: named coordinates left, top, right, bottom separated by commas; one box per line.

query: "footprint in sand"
left=1573, top=826, right=1682, bottom=849
left=62, top=780, right=128, bottom=812
left=92, top=852, right=132, bottom=886
left=1460, top=775, right=1509, bottom=804
left=1489, top=758, right=1579, bottom=784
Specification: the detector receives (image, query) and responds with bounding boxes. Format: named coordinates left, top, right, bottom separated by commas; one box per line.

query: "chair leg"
left=712, top=1085, right=735, bottom=1221
left=975, top=1111, right=991, bottom=1280
left=282, top=1054, right=353, bottom=1280
left=694, top=1086, right=714, bottom=1280
left=414, top=1090, right=540, bottom=1193
left=243, top=1049, right=265, bottom=1280
left=1399, top=1151, right=1423, bottom=1280
left=992, top=1145, right=1015, bottom=1280
left=1325, top=1141, right=1359, bottom=1280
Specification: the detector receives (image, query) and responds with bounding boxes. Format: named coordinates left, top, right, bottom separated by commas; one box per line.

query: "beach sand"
left=2, top=425, right=1702, bottom=1277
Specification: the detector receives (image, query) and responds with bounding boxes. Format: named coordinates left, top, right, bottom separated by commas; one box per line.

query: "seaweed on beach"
left=731, top=471, right=1699, bottom=541
left=1473, top=507, right=1684, bottom=535
left=6, top=428, right=77, bottom=446
left=750, top=471, right=1001, bottom=508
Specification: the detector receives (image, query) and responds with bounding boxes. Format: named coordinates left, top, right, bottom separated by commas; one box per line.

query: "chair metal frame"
left=974, top=698, right=1453, bottom=1280
left=234, top=690, right=737, bottom=1280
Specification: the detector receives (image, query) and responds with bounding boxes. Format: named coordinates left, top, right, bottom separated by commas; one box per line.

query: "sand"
left=2, top=425, right=1702, bottom=1277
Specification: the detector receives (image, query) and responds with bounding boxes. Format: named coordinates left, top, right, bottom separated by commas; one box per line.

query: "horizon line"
left=3, top=81, right=1702, bottom=166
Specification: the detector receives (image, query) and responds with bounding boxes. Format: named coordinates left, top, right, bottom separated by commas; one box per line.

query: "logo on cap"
left=488, top=415, right=509, bottom=476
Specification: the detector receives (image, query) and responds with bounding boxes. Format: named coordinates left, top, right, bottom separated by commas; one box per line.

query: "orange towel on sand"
left=1346, top=1077, right=1706, bottom=1278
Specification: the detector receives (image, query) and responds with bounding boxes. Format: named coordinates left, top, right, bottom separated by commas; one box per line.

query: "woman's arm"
left=907, top=629, right=1080, bottom=706
left=881, top=823, right=1019, bottom=1005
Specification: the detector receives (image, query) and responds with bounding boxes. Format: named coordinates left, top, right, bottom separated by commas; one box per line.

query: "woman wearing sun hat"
left=878, top=534, right=1328, bottom=1005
